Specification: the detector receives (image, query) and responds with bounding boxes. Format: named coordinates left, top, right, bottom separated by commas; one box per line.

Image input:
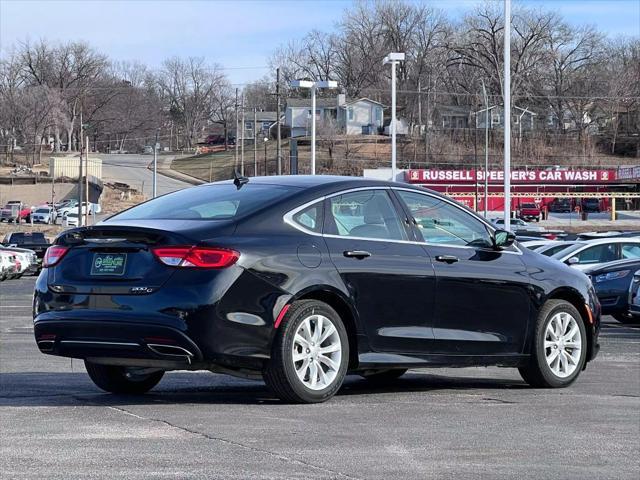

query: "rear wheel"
left=264, top=300, right=349, bottom=403
left=360, top=369, right=408, bottom=383
left=519, top=300, right=587, bottom=388
left=84, top=360, right=164, bottom=394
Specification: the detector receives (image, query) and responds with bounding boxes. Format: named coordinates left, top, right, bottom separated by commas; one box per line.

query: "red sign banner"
left=406, top=169, right=617, bottom=184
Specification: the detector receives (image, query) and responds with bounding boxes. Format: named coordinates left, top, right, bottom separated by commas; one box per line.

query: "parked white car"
left=0, top=246, right=37, bottom=275
left=491, top=218, right=546, bottom=232
left=551, top=238, right=640, bottom=271
left=63, top=212, right=79, bottom=227
left=0, top=251, right=19, bottom=279
left=56, top=202, right=100, bottom=224
left=31, top=206, right=55, bottom=224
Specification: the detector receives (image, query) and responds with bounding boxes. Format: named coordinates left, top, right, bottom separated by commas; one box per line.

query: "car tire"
left=84, top=360, right=164, bottom=394
left=613, top=313, right=637, bottom=325
left=519, top=300, right=587, bottom=388
left=263, top=300, right=349, bottom=404
left=360, top=369, right=408, bottom=383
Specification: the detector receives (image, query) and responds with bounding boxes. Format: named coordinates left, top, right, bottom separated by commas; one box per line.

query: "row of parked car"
left=520, top=233, right=640, bottom=323
left=0, top=231, right=51, bottom=281
left=0, top=199, right=100, bottom=226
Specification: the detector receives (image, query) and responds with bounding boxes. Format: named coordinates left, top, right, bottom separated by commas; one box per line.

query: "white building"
left=285, top=94, right=385, bottom=138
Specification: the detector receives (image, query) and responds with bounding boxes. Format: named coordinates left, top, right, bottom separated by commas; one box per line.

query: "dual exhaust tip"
left=37, top=337, right=194, bottom=360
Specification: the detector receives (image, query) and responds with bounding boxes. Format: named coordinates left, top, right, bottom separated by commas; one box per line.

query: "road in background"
left=1, top=276, right=638, bottom=479
left=97, top=154, right=190, bottom=198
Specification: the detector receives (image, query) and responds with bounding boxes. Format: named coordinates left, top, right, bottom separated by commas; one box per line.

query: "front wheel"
left=263, top=300, right=349, bottom=403
left=84, top=360, right=164, bottom=394
left=519, top=300, right=587, bottom=388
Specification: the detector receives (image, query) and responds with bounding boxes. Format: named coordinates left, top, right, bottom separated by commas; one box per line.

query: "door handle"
left=435, top=255, right=459, bottom=264
left=343, top=250, right=371, bottom=259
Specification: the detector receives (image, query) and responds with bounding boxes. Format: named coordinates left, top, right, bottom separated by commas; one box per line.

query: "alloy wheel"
left=291, top=314, right=342, bottom=390
left=544, top=312, right=582, bottom=378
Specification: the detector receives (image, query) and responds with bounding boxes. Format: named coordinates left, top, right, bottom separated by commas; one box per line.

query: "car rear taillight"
left=43, top=246, right=69, bottom=267
left=151, top=246, right=239, bottom=268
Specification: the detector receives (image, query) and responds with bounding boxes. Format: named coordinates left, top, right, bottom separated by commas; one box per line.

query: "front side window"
left=573, top=244, right=618, bottom=264
left=396, top=190, right=492, bottom=248
left=326, top=190, right=406, bottom=241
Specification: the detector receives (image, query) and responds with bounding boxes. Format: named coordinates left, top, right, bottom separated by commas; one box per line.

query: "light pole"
left=383, top=52, right=405, bottom=181
left=153, top=129, right=159, bottom=198
left=290, top=79, right=338, bottom=175
left=503, top=0, right=512, bottom=231
left=480, top=79, right=489, bottom=218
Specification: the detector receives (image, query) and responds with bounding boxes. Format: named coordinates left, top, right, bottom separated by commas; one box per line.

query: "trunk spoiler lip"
left=53, top=220, right=238, bottom=247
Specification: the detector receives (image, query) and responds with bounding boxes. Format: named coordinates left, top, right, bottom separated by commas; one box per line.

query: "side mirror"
left=493, top=229, right=515, bottom=249
left=567, top=256, right=580, bottom=265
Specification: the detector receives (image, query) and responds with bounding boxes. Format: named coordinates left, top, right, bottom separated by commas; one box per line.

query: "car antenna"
left=233, top=170, right=249, bottom=190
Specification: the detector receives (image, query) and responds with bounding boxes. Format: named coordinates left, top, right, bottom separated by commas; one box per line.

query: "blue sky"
left=1, top=0, right=638, bottom=85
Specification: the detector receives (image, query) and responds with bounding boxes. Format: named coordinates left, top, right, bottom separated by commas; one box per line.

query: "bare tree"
left=155, top=57, right=227, bottom=149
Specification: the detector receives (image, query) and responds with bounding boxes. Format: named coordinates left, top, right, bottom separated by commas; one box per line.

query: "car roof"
left=582, top=257, right=640, bottom=274
left=552, top=238, right=640, bottom=259
left=204, top=175, right=403, bottom=189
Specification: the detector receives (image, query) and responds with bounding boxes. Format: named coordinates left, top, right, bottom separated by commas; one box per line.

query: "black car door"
left=323, top=188, right=436, bottom=353
left=393, top=189, right=532, bottom=356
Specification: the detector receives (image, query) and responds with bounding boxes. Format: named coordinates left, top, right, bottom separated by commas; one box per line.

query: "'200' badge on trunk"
left=91, top=253, right=127, bottom=276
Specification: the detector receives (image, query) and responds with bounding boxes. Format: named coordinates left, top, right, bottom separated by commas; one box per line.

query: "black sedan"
left=584, top=258, right=640, bottom=324
left=33, top=176, right=600, bottom=403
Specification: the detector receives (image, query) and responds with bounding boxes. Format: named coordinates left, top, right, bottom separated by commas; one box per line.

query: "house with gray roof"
left=285, top=94, right=385, bottom=137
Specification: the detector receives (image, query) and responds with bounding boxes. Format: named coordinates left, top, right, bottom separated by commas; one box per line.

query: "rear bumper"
left=34, top=317, right=203, bottom=366
left=33, top=266, right=291, bottom=370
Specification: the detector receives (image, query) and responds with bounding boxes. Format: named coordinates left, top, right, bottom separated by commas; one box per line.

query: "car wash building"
left=364, top=167, right=640, bottom=215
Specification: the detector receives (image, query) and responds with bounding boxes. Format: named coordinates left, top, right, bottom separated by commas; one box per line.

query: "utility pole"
left=417, top=78, right=422, bottom=127
left=240, top=93, right=245, bottom=176
left=77, top=110, right=83, bottom=227
left=254, top=108, right=258, bottom=176
left=234, top=88, right=239, bottom=171
left=276, top=67, right=282, bottom=175
left=153, top=129, right=158, bottom=198
left=503, top=0, right=512, bottom=231
left=85, top=136, right=89, bottom=226
left=481, top=79, right=490, bottom=218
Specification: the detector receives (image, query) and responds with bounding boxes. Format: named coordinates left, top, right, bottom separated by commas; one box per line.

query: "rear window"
left=7, top=232, right=46, bottom=242
left=110, top=184, right=298, bottom=221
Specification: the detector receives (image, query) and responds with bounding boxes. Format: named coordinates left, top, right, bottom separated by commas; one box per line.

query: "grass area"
left=171, top=145, right=282, bottom=181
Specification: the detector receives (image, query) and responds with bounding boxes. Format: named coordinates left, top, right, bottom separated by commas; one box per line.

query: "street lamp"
left=290, top=79, right=338, bottom=175
left=383, top=52, right=405, bottom=181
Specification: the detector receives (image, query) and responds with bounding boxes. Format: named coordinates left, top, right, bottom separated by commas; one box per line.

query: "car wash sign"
left=405, top=169, right=617, bottom=184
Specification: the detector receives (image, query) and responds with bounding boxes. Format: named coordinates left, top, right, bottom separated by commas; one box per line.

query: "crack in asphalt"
left=104, top=404, right=364, bottom=480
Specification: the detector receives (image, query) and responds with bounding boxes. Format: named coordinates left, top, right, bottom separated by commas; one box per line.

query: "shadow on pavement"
left=0, top=370, right=530, bottom=407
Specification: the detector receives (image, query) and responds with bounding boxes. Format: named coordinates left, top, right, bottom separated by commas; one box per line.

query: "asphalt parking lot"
left=1, top=276, right=638, bottom=479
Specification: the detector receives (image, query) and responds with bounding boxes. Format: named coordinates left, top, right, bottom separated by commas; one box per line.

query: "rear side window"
left=325, top=190, right=406, bottom=241
left=291, top=202, right=323, bottom=233
left=622, top=244, right=640, bottom=259
left=110, top=184, right=297, bottom=221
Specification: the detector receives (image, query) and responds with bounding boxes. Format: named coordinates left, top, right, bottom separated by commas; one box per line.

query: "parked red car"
left=517, top=202, right=541, bottom=222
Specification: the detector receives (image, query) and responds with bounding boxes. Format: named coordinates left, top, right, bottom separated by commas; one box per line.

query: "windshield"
left=551, top=243, right=587, bottom=259
left=36, top=209, right=50, bottom=213
left=521, top=203, right=537, bottom=208
left=110, top=184, right=299, bottom=221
